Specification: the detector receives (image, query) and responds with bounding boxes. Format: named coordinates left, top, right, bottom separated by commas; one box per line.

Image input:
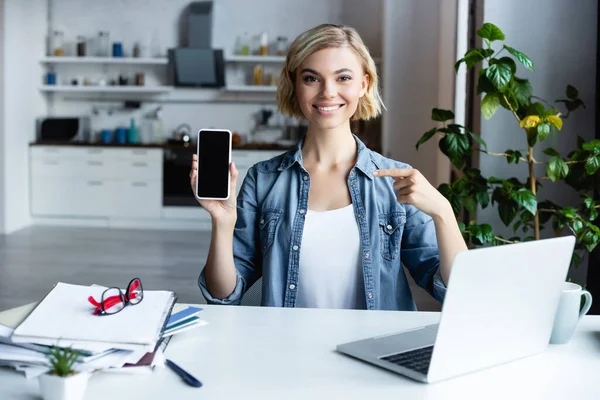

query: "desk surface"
left=1, top=305, right=599, bottom=400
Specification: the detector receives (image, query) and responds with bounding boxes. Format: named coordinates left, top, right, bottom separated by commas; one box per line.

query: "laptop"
left=336, top=236, right=576, bottom=383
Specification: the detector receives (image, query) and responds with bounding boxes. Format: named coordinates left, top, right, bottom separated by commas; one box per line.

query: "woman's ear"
left=359, top=74, right=369, bottom=98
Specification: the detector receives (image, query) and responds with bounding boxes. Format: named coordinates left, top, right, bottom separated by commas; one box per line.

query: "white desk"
left=1, top=305, right=599, bottom=400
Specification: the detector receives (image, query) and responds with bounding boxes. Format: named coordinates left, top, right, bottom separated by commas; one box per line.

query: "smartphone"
left=195, top=129, right=232, bottom=200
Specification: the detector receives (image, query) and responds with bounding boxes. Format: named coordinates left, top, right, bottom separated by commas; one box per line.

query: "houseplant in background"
left=416, top=22, right=598, bottom=270
left=38, top=346, right=89, bottom=400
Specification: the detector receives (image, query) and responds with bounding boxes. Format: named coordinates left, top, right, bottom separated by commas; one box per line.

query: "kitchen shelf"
left=224, top=85, right=278, bottom=92
left=225, top=55, right=286, bottom=63
left=39, top=56, right=169, bottom=65
left=39, top=85, right=173, bottom=94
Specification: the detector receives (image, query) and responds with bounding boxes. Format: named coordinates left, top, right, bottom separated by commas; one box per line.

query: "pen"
left=166, top=359, right=203, bottom=388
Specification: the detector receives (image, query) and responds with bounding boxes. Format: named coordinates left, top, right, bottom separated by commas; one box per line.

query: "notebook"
left=10, top=283, right=176, bottom=352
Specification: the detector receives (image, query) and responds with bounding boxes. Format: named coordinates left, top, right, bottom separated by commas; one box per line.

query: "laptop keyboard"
left=380, top=345, right=434, bottom=375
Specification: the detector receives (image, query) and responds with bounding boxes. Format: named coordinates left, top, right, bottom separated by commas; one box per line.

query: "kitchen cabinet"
left=30, top=146, right=162, bottom=218
left=30, top=145, right=285, bottom=229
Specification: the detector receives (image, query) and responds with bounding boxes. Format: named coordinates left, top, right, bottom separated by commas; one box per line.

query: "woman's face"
left=295, top=47, right=369, bottom=130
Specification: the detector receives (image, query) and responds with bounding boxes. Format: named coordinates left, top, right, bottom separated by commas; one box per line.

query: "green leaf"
left=537, top=123, right=551, bottom=141
left=481, top=92, right=500, bottom=119
left=438, top=183, right=461, bottom=215
left=511, top=78, right=533, bottom=106
left=572, top=220, right=584, bottom=234
left=477, top=23, right=505, bottom=41
left=543, top=148, right=560, bottom=157
left=510, top=189, right=537, bottom=215
left=582, top=230, right=600, bottom=252
left=526, top=102, right=546, bottom=117
left=477, top=72, right=496, bottom=95
left=547, top=156, right=569, bottom=181
left=463, top=197, right=477, bottom=213
left=456, top=48, right=496, bottom=72
left=447, top=123, right=463, bottom=133
left=416, top=127, right=438, bottom=149
left=439, top=133, right=470, bottom=169
left=468, top=131, right=487, bottom=151
left=497, top=57, right=517, bottom=74
left=486, top=63, right=512, bottom=91
left=585, top=156, right=600, bottom=175
left=476, top=190, right=490, bottom=209
left=431, top=108, right=455, bottom=122
left=505, top=149, right=522, bottom=164
left=503, top=45, right=534, bottom=71
left=457, top=221, right=466, bottom=233
left=470, top=223, right=494, bottom=245
left=582, top=139, right=600, bottom=154
left=566, top=84, right=579, bottom=100
left=526, top=128, right=538, bottom=147
left=499, top=201, right=519, bottom=226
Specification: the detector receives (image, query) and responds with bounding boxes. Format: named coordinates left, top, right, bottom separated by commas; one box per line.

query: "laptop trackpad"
left=372, top=324, right=438, bottom=355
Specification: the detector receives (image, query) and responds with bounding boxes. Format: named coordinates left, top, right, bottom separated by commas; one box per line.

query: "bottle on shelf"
left=253, top=64, right=264, bottom=85
left=51, top=31, right=64, bottom=56
left=97, top=31, right=110, bottom=57
left=259, top=32, right=269, bottom=56
left=128, top=118, right=138, bottom=144
left=276, top=36, right=288, bottom=56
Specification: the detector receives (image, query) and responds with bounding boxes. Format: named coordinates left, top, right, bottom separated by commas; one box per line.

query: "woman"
left=190, top=24, right=467, bottom=310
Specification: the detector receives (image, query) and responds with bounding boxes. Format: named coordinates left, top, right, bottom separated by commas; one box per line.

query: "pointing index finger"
left=373, top=168, right=413, bottom=178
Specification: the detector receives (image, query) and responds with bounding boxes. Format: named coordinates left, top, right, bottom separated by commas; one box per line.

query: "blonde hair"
left=276, top=24, right=383, bottom=121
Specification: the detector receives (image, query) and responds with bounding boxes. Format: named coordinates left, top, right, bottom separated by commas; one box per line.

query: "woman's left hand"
left=373, top=168, right=452, bottom=219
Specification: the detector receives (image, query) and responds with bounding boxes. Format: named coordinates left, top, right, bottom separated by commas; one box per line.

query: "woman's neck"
left=301, top=122, right=357, bottom=168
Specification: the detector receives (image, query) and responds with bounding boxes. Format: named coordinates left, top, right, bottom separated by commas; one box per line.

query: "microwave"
left=36, top=117, right=91, bottom=142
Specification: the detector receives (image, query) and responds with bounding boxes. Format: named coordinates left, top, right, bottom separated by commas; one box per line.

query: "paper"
left=0, top=302, right=38, bottom=329
left=0, top=343, right=49, bottom=365
left=11, top=283, right=175, bottom=350
left=166, top=306, right=203, bottom=327
left=162, top=320, right=208, bottom=337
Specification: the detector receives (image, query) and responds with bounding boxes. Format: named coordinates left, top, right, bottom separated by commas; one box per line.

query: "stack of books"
left=0, top=282, right=207, bottom=378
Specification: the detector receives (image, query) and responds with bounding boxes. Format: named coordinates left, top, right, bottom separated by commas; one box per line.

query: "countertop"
left=29, top=141, right=294, bottom=151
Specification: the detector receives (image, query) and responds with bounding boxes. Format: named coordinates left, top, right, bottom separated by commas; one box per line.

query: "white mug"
left=549, top=282, right=592, bottom=344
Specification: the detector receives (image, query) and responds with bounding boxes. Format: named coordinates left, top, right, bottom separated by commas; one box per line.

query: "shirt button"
left=260, top=219, right=265, bottom=224
left=293, top=245, right=299, bottom=251
left=289, top=284, right=296, bottom=290
left=303, top=175, right=308, bottom=181
left=367, top=292, right=373, bottom=299
left=350, top=171, right=355, bottom=177
left=299, top=209, right=306, bottom=215
left=364, top=252, right=370, bottom=259
left=386, top=224, right=393, bottom=230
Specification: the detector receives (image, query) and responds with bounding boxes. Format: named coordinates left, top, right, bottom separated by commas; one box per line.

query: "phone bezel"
left=195, top=129, right=232, bottom=200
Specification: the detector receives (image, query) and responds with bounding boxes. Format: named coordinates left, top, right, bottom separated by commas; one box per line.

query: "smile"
left=313, top=104, right=345, bottom=114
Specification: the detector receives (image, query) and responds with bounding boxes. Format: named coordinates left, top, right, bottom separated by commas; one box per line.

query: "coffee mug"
left=550, top=282, right=592, bottom=344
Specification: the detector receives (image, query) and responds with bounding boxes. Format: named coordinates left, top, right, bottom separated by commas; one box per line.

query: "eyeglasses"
left=87, top=278, right=144, bottom=316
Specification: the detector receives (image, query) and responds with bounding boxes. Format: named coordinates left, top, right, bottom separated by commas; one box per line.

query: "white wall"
left=382, top=0, right=457, bottom=186
left=479, top=0, right=597, bottom=282
left=0, top=0, right=5, bottom=232
left=1, top=0, right=47, bottom=233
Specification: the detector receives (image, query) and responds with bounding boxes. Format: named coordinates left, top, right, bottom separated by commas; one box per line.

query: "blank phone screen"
left=196, top=130, right=230, bottom=199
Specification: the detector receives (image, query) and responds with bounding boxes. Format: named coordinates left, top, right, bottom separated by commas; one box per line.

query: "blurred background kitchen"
left=0, top=0, right=596, bottom=312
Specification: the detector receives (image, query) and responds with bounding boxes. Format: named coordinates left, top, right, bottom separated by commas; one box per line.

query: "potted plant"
left=38, top=346, right=89, bottom=400
left=416, top=22, right=598, bottom=269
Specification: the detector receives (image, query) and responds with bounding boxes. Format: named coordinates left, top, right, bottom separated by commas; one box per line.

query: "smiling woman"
left=192, top=24, right=467, bottom=311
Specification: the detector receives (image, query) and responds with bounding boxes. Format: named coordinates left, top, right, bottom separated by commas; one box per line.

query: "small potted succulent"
left=38, top=346, right=89, bottom=400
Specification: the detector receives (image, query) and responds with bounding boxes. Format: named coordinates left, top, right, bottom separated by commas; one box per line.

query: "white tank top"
left=296, top=204, right=365, bottom=309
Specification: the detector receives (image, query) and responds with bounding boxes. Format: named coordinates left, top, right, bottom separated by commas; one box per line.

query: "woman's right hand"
left=190, top=154, right=239, bottom=227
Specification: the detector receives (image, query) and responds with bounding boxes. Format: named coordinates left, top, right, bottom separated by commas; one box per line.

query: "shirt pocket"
left=378, top=212, right=406, bottom=261
left=259, top=209, right=282, bottom=254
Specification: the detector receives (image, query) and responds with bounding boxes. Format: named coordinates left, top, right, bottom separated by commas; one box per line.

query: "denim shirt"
left=198, top=135, right=447, bottom=310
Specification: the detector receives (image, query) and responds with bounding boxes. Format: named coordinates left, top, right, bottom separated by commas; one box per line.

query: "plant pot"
left=38, top=372, right=90, bottom=400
